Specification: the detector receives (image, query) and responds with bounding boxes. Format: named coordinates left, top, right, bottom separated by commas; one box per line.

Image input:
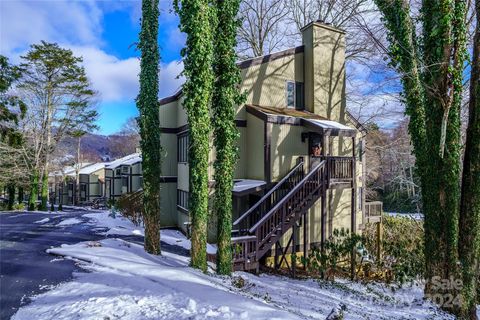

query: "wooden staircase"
left=231, top=156, right=355, bottom=272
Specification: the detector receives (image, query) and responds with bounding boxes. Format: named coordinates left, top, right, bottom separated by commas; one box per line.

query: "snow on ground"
left=83, top=210, right=145, bottom=237
left=13, top=239, right=296, bottom=320
left=56, top=218, right=82, bottom=226
left=34, top=218, right=50, bottom=224
left=83, top=210, right=217, bottom=254
left=13, top=236, right=466, bottom=320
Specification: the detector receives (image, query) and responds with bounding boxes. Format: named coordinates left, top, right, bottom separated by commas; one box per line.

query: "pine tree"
left=137, top=0, right=162, bottom=254
left=212, top=0, right=243, bottom=275
left=175, top=0, right=215, bottom=271
left=18, top=42, right=97, bottom=211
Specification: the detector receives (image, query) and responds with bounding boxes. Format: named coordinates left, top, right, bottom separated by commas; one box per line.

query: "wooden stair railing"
left=232, top=160, right=327, bottom=271
left=232, top=161, right=305, bottom=235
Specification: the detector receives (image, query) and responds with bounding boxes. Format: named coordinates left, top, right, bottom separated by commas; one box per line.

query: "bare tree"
left=237, top=0, right=290, bottom=57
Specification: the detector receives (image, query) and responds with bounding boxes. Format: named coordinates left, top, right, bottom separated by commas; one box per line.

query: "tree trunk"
left=138, top=0, right=162, bottom=255
left=75, top=136, right=81, bottom=206
left=176, top=0, right=215, bottom=272
left=212, top=0, right=242, bottom=275
left=7, top=184, right=15, bottom=210
left=40, top=169, right=48, bottom=211
left=18, top=186, right=24, bottom=204
left=458, top=1, right=480, bottom=317
left=28, top=168, right=39, bottom=211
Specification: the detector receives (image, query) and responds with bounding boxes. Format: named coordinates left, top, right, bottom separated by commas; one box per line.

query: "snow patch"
left=34, top=218, right=50, bottom=224
left=56, top=218, right=82, bottom=226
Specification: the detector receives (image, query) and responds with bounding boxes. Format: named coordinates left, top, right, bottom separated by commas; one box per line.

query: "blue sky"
left=0, top=0, right=186, bottom=135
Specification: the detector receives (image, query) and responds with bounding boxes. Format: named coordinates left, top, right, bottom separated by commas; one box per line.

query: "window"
left=286, top=81, right=305, bottom=109
left=177, top=189, right=189, bottom=211
left=286, top=81, right=295, bottom=108
left=177, top=132, right=189, bottom=163
left=115, top=168, right=121, bottom=175
left=122, top=166, right=129, bottom=174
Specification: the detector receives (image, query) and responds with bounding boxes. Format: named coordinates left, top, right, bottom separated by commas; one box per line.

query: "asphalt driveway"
left=0, top=208, right=105, bottom=319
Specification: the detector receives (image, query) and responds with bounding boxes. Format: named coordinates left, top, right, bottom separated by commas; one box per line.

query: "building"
left=165, top=22, right=377, bottom=272
left=51, top=153, right=143, bottom=206
left=104, top=153, right=142, bottom=201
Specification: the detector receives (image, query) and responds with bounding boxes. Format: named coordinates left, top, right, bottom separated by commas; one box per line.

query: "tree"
left=109, top=117, right=141, bottom=157
left=175, top=0, right=215, bottom=271
left=0, top=55, right=26, bottom=146
left=18, top=42, right=97, bottom=211
left=137, top=0, right=162, bottom=254
left=458, top=0, right=480, bottom=316
left=237, top=0, right=290, bottom=57
left=374, top=0, right=469, bottom=315
left=212, top=0, right=244, bottom=274
left=0, top=55, right=27, bottom=201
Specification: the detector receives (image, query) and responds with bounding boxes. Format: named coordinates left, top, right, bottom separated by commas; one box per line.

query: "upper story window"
left=122, top=166, right=129, bottom=174
left=286, top=81, right=304, bottom=110
left=177, top=131, right=189, bottom=163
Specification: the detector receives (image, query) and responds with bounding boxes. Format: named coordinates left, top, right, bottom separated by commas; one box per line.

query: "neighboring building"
left=50, top=162, right=93, bottom=206
left=104, top=153, right=142, bottom=201
left=50, top=153, right=143, bottom=206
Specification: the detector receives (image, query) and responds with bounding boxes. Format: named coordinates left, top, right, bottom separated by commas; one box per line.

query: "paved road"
left=0, top=208, right=106, bottom=319
left=0, top=208, right=188, bottom=320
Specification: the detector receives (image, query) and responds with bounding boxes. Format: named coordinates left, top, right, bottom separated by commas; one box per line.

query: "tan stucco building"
left=158, top=21, right=370, bottom=271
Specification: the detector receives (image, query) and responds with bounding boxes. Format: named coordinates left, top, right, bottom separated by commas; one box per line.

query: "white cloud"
left=0, top=0, right=103, bottom=57
left=69, top=45, right=184, bottom=102
left=0, top=0, right=184, bottom=104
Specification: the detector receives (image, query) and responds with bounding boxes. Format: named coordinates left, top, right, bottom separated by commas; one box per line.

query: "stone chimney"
left=301, top=20, right=346, bottom=122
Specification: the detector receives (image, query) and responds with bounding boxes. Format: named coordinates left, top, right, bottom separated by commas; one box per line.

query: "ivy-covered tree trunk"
left=137, top=0, right=162, bottom=255
left=175, top=0, right=214, bottom=271
left=40, top=171, right=49, bottom=211
left=28, top=168, right=39, bottom=211
left=374, top=0, right=468, bottom=313
left=458, top=0, right=480, bottom=317
left=212, top=0, right=243, bottom=275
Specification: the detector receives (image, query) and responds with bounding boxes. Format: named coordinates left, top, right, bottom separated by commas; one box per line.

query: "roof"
left=232, top=179, right=266, bottom=196
left=78, top=163, right=107, bottom=175
left=246, top=104, right=327, bottom=120
left=105, top=153, right=142, bottom=169
left=302, top=118, right=356, bottom=137
left=51, top=162, right=93, bottom=177
left=246, top=104, right=356, bottom=137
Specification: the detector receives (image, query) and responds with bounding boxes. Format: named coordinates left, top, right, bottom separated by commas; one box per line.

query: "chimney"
left=301, top=21, right=346, bottom=121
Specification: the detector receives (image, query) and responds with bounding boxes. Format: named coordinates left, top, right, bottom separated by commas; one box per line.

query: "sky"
left=0, top=0, right=186, bottom=135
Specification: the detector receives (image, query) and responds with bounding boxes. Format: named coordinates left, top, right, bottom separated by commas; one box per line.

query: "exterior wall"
left=246, top=113, right=264, bottom=180
left=237, top=52, right=304, bottom=120
left=160, top=183, right=177, bottom=227
left=270, top=123, right=308, bottom=182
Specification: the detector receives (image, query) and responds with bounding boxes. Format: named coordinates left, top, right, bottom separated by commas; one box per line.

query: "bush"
left=363, top=216, right=424, bottom=284
left=116, top=191, right=143, bottom=226
left=302, top=228, right=366, bottom=281
left=12, top=202, right=25, bottom=211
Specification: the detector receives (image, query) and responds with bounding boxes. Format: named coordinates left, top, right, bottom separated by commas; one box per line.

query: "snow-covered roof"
left=79, top=163, right=108, bottom=175
left=232, top=179, right=266, bottom=195
left=301, top=118, right=356, bottom=137
left=106, top=153, right=142, bottom=169
left=51, top=163, right=93, bottom=177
